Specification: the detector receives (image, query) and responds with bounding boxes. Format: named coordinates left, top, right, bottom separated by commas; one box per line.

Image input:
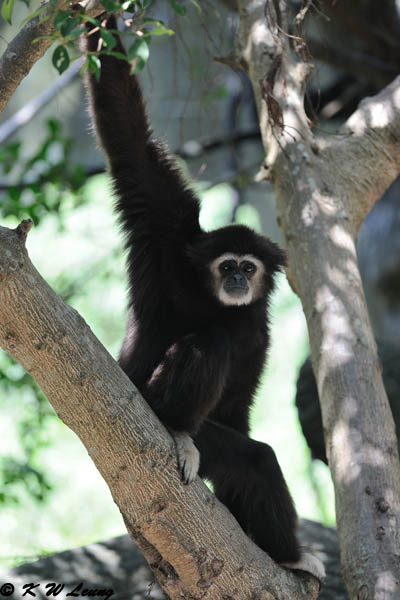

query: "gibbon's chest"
left=229, top=324, right=267, bottom=370
left=221, top=306, right=268, bottom=362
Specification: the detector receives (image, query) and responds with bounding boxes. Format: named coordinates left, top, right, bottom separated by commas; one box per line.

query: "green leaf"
left=127, top=37, right=149, bottom=67
left=100, top=28, right=117, bottom=49
left=143, top=17, right=164, bottom=24
left=1, top=0, right=15, bottom=24
left=47, top=119, right=61, bottom=138
left=131, top=61, right=147, bottom=74
left=190, top=0, right=201, bottom=13
left=8, top=187, right=22, bottom=203
left=70, top=164, right=86, bottom=191
left=169, top=0, right=186, bottom=15
left=65, top=25, right=86, bottom=40
left=0, top=142, right=21, bottom=174
left=151, top=25, right=174, bottom=36
left=84, top=15, right=101, bottom=26
left=60, top=16, right=80, bottom=37
left=52, top=45, right=70, bottom=74
left=88, top=54, right=101, bottom=80
left=128, top=38, right=150, bottom=73
left=6, top=142, right=21, bottom=162
left=53, top=10, right=71, bottom=30
left=101, top=0, right=121, bottom=12
left=104, top=50, right=127, bottom=61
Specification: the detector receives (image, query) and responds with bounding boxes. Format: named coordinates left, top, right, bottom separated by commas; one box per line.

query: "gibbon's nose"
left=233, top=273, right=246, bottom=284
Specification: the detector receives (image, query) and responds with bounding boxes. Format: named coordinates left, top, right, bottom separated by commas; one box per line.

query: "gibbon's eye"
left=241, top=261, right=256, bottom=274
left=220, top=260, right=235, bottom=272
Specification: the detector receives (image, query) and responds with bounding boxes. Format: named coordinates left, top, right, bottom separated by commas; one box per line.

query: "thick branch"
left=237, top=0, right=311, bottom=178
left=239, top=1, right=400, bottom=598
left=0, top=0, right=103, bottom=118
left=0, top=222, right=319, bottom=600
left=334, top=76, right=400, bottom=231
left=273, top=146, right=400, bottom=599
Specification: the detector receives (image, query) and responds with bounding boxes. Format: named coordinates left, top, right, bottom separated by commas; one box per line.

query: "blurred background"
left=1, top=0, right=400, bottom=568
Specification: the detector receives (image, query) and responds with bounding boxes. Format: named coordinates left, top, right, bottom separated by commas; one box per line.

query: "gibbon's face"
left=209, top=253, right=266, bottom=306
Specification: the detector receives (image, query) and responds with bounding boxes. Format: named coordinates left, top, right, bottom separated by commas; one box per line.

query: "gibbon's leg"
left=195, top=421, right=325, bottom=580
left=194, top=420, right=300, bottom=563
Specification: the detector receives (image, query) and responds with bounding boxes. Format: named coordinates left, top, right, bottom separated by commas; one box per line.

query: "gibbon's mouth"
left=224, top=284, right=249, bottom=296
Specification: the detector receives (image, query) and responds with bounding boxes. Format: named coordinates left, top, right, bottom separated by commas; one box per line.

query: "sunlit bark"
left=238, top=2, right=400, bottom=598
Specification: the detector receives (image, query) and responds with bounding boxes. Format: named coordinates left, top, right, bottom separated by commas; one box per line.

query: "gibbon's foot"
left=282, top=550, right=326, bottom=583
left=172, top=431, right=200, bottom=484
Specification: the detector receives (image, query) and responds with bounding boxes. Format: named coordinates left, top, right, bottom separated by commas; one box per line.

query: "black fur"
left=84, top=16, right=300, bottom=563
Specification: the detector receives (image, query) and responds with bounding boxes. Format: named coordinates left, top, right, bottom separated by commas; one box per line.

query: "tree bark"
left=237, top=2, right=400, bottom=599
left=0, top=221, right=319, bottom=599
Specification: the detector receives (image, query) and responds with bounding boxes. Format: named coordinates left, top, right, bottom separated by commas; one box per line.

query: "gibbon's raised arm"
left=84, top=16, right=201, bottom=245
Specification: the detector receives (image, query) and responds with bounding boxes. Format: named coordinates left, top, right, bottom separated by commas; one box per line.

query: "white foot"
left=282, top=551, right=326, bottom=582
left=172, top=431, right=200, bottom=485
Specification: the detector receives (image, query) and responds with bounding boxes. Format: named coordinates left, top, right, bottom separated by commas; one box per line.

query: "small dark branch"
left=0, top=130, right=262, bottom=192
left=14, top=219, right=33, bottom=242
left=262, top=55, right=284, bottom=131
left=178, top=128, right=261, bottom=158
left=213, top=54, right=246, bottom=71
left=294, top=0, right=314, bottom=26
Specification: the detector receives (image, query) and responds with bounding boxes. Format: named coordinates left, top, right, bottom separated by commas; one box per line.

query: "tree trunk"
left=237, top=2, right=400, bottom=598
